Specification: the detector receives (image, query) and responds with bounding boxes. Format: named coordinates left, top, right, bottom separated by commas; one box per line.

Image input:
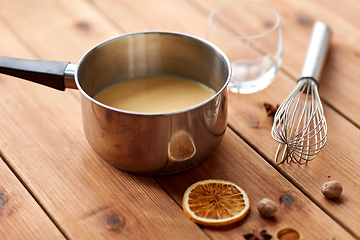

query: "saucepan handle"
left=0, top=55, right=77, bottom=91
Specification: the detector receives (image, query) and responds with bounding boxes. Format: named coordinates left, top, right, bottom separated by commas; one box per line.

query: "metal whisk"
left=271, top=21, right=331, bottom=164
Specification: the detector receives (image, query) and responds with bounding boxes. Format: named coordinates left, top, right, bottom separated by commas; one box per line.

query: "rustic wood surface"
left=0, top=0, right=359, bottom=239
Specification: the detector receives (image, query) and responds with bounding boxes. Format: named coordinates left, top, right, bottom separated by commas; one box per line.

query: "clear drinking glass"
left=206, top=1, right=282, bottom=94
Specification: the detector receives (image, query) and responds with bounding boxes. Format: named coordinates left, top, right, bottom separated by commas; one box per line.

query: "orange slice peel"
left=182, top=179, right=250, bottom=226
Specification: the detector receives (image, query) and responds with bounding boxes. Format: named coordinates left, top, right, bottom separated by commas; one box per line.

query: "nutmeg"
left=322, top=181, right=342, bottom=198
left=257, top=198, right=278, bottom=217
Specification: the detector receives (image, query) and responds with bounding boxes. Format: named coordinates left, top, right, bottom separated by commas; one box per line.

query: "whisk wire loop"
left=272, top=78, right=327, bottom=164
left=272, top=21, right=330, bottom=164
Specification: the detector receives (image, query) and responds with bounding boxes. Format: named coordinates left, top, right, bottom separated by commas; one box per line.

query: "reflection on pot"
left=202, top=93, right=227, bottom=137
left=168, top=130, right=196, bottom=162
left=204, top=94, right=221, bottom=128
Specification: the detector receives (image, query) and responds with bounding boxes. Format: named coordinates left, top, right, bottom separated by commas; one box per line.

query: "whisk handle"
left=300, top=21, right=331, bottom=82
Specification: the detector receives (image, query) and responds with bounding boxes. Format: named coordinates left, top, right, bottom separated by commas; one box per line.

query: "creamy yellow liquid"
left=94, top=75, right=216, bottom=113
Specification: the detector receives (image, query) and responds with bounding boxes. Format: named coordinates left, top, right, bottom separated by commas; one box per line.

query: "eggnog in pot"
left=94, top=75, right=216, bottom=114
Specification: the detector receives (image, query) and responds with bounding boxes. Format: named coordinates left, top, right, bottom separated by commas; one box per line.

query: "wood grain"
left=226, top=71, right=360, bottom=238
left=0, top=157, right=66, bottom=240
left=0, top=0, right=359, bottom=239
left=155, top=128, right=354, bottom=239
left=89, top=0, right=209, bottom=37
left=0, top=16, right=65, bottom=240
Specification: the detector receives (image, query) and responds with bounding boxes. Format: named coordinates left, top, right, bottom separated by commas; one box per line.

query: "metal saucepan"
left=0, top=32, right=231, bottom=175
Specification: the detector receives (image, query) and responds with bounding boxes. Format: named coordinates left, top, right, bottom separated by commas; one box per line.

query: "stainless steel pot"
left=0, top=32, right=231, bottom=175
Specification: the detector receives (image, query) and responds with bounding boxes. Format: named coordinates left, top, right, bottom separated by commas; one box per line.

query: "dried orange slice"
left=182, top=179, right=250, bottom=226
left=168, top=130, right=196, bottom=161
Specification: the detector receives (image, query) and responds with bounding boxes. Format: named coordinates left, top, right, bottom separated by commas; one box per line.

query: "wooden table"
left=0, top=0, right=359, bottom=239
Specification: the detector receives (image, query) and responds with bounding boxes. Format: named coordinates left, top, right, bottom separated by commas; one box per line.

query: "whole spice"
left=322, top=181, right=343, bottom=198
left=257, top=198, right=278, bottom=217
left=264, top=103, right=279, bottom=118
left=244, top=229, right=272, bottom=240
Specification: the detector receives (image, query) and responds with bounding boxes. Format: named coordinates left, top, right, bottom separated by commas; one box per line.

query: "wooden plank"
left=155, top=127, right=355, bottom=239
left=87, top=0, right=209, bottom=38
left=0, top=0, right=210, bottom=239
left=0, top=0, right=119, bottom=62
left=0, top=157, right=66, bottom=240
left=0, top=0, right=357, bottom=239
left=227, top=71, right=360, bottom=238
left=0, top=16, right=65, bottom=240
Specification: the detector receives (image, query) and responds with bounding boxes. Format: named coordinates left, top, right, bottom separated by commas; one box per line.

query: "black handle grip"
left=0, top=56, right=70, bottom=91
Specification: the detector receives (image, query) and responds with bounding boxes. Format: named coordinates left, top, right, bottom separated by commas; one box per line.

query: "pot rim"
left=74, top=31, right=231, bottom=116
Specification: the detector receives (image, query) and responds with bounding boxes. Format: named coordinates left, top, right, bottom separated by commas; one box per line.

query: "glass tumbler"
left=207, top=1, right=282, bottom=94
